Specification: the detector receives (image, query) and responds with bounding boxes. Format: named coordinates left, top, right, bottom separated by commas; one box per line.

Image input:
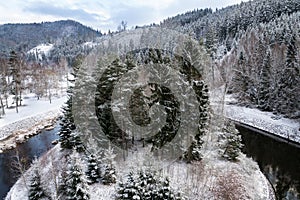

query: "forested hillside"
left=0, top=20, right=102, bottom=65
left=0, top=20, right=101, bottom=52
left=162, top=0, right=300, bottom=119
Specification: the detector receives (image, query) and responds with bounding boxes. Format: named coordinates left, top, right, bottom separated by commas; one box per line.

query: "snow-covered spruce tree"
left=70, top=131, right=85, bottom=153
left=28, top=160, right=49, bottom=200
left=65, top=151, right=90, bottom=200
left=102, top=145, right=117, bottom=185
left=102, top=164, right=116, bottom=185
left=221, top=121, right=243, bottom=161
left=59, top=55, right=85, bottom=152
left=116, top=172, right=140, bottom=200
left=157, top=177, right=182, bottom=200
left=86, top=153, right=101, bottom=184
left=116, top=170, right=184, bottom=200
left=137, top=170, right=157, bottom=199
left=275, top=34, right=299, bottom=118
left=257, top=48, right=271, bottom=111
left=58, top=97, right=75, bottom=149
left=183, top=80, right=209, bottom=162
left=57, top=171, right=67, bottom=199
left=8, top=50, right=22, bottom=113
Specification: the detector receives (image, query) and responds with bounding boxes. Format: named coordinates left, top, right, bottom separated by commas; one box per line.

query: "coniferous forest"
left=0, top=0, right=299, bottom=200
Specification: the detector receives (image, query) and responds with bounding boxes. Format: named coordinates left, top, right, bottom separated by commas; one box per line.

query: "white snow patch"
left=27, top=43, right=54, bottom=60
left=82, top=42, right=98, bottom=48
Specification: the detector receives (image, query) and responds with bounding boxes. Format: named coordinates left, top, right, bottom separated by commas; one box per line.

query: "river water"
left=237, top=125, right=300, bottom=200
left=0, top=122, right=60, bottom=199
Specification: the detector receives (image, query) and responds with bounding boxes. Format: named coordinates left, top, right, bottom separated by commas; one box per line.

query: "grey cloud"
left=110, top=4, right=158, bottom=29
left=23, top=3, right=105, bottom=22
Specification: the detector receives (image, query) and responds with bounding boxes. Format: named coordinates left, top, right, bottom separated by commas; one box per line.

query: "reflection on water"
left=0, top=122, right=60, bottom=199
left=237, top=125, right=300, bottom=200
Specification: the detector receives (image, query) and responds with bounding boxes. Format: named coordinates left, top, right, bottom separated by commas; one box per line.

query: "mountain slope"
left=0, top=20, right=102, bottom=53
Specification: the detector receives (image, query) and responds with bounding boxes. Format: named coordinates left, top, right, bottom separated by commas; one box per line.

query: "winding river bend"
left=0, top=122, right=299, bottom=199
left=237, top=125, right=300, bottom=200
left=0, top=122, right=60, bottom=199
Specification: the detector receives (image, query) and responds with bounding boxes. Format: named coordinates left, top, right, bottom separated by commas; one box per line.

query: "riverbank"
left=224, top=95, right=300, bottom=144
left=0, top=95, right=67, bottom=153
left=209, top=88, right=299, bottom=145
left=0, top=110, right=61, bottom=152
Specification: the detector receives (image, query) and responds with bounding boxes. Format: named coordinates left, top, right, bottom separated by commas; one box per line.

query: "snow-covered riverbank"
left=210, top=90, right=299, bottom=144
left=225, top=103, right=300, bottom=144
left=0, top=95, right=67, bottom=152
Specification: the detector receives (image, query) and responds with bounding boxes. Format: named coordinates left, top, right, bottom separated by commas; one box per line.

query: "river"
left=0, top=122, right=60, bottom=199
left=237, top=125, right=300, bottom=200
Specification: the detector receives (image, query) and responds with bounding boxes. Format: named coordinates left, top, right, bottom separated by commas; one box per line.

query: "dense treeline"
left=162, top=0, right=300, bottom=44
left=162, top=0, right=300, bottom=119
left=227, top=12, right=300, bottom=118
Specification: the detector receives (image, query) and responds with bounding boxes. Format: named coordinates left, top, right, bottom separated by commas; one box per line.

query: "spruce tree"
left=8, top=50, right=21, bottom=113
left=102, top=164, right=116, bottom=185
left=257, top=49, right=271, bottom=111
left=59, top=55, right=85, bottom=151
left=86, top=153, right=101, bottom=184
left=70, top=131, right=85, bottom=153
left=137, top=170, right=157, bottom=199
left=157, top=177, right=182, bottom=200
left=116, top=170, right=184, bottom=200
left=116, top=172, right=140, bottom=200
left=183, top=80, right=209, bottom=162
left=102, top=145, right=117, bottom=185
left=58, top=98, right=75, bottom=149
left=65, top=151, right=90, bottom=200
left=275, top=34, right=299, bottom=118
left=222, top=121, right=243, bottom=161
left=28, top=164, right=49, bottom=200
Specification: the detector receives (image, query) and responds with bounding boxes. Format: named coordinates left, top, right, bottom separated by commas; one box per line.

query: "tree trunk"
left=5, top=94, right=8, bottom=109
left=19, top=90, right=22, bottom=106
left=15, top=93, right=18, bottom=113
left=0, top=94, right=5, bottom=115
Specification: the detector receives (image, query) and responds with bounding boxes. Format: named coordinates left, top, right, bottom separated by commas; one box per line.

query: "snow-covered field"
left=224, top=95, right=300, bottom=144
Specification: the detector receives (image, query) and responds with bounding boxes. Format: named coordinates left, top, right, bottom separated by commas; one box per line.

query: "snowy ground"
left=224, top=95, right=300, bottom=144
left=0, top=94, right=67, bottom=152
left=5, top=144, right=275, bottom=200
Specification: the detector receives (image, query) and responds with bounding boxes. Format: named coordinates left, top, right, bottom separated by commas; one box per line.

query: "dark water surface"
left=237, top=125, right=300, bottom=200
left=0, top=122, right=60, bottom=199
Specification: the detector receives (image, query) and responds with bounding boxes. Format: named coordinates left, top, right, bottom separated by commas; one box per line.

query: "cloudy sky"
left=0, top=0, right=243, bottom=33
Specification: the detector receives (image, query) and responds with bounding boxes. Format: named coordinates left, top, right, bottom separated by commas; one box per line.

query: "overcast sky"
left=0, top=0, right=243, bottom=33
